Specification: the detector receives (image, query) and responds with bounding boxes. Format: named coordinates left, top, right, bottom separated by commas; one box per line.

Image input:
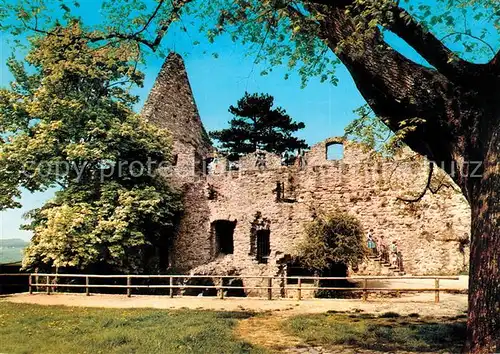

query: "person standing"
left=390, top=241, right=398, bottom=268
left=367, top=229, right=377, bottom=255
left=281, top=151, right=289, bottom=166
left=378, top=235, right=388, bottom=262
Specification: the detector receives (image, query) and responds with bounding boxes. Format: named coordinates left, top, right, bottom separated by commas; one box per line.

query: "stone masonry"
left=142, top=53, right=471, bottom=294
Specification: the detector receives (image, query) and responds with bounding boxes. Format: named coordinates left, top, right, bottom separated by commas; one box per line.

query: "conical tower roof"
left=142, top=52, right=212, bottom=151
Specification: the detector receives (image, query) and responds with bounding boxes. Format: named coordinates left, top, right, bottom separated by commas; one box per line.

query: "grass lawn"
left=283, top=311, right=467, bottom=352
left=0, top=302, right=266, bottom=354
left=0, top=301, right=469, bottom=353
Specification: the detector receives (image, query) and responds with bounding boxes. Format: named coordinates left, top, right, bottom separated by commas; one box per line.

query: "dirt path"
left=1, top=292, right=467, bottom=317
left=0, top=293, right=467, bottom=316
left=235, top=310, right=370, bottom=354
left=236, top=311, right=303, bottom=352
left=234, top=310, right=424, bottom=354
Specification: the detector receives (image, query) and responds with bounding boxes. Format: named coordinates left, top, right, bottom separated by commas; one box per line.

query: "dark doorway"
left=316, top=263, right=357, bottom=298
left=213, top=220, right=236, bottom=255
left=256, top=229, right=270, bottom=263
left=223, top=278, right=247, bottom=297
left=286, top=259, right=315, bottom=285
left=183, top=278, right=217, bottom=297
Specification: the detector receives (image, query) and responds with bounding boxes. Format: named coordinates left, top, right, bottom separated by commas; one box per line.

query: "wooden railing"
left=0, top=273, right=465, bottom=303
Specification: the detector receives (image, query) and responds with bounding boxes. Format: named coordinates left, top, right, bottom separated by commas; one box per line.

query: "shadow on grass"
left=284, top=312, right=466, bottom=352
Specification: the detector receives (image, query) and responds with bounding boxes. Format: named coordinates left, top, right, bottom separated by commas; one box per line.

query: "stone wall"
left=172, top=141, right=470, bottom=282
left=142, top=53, right=471, bottom=293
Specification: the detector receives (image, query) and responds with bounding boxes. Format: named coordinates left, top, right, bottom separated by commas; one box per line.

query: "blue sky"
left=0, top=0, right=497, bottom=241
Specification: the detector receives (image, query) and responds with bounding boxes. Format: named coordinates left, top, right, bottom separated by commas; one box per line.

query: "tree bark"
left=466, top=129, right=500, bottom=353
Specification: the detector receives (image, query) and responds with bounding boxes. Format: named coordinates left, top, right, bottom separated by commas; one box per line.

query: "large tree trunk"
left=309, top=3, right=500, bottom=352
left=466, top=129, right=500, bottom=353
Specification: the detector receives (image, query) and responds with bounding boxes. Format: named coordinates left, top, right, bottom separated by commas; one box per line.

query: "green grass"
left=283, top=312, right=466, bottom=352
left=0, top=302, right=266, bottom=354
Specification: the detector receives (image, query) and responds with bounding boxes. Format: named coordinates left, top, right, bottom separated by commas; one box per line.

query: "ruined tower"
left=142, top=52, right=213, bottom=178
left=142, top=53, right=214, bottom=269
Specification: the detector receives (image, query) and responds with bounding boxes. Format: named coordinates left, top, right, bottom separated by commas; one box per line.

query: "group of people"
left=280, top=149, right=307, bottom=169
left=206, top=149, right=307, bottom=173
left=366, top=230, right=403, bottom=271
left=206, top=152, right=239, bottom=174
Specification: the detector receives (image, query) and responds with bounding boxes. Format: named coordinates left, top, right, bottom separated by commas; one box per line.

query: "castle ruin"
left=142, top=53, right=471, bottom=293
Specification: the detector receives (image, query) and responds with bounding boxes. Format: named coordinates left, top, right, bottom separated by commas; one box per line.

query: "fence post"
left=218, top=277, right=224, bottom=299
left=169, top=277, right=174, bottom=298
left=85, top=276, right=90, bottom=296
left=297, top=278, right=302, bottom=301
left=434, top=278, right=440, bottom=303
left=127, top=276, right=132, bottom=298
left=29, top=274, right=33, bottom=295
left=281, top=272, right=285, bottom=298
left=267, top=277, right=272, bottom=300
left=46, top=275, right=50, bottom=295
left=362, top=278, right=368, bottom=301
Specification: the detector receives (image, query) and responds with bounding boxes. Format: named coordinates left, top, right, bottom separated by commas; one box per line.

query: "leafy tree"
left=344, top=104, right=404, bottom=157
left=2, top=0, right=500, bottom=350
left=0, top=23, right=182, bottom=273
left=209, top=92, right=308, bottom=156
left=296, top=211, right=367, bottom=271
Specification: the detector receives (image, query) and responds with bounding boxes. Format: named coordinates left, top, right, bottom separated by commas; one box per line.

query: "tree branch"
left=397, top=162, right=458, bottom=202
left=441, top=32, right=496, bottom=57
left=307, top=0, right=499, bottom=86
left=23, top=0, right=193, bottom=52
left=307, top=2, right=464, bottom=170
left=383, top=5, right=483, bottom=83
left=397, top=162, right=434, bottom=203
left=490, top=50, right=500, bottom=70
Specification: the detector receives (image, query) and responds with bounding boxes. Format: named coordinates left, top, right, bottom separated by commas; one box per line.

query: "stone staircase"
left=356, top=255, right=406, bottom=276
left=370, top=255, right=406, bottom=276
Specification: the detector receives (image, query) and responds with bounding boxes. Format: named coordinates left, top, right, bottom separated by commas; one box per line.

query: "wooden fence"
left=0, top=273, right=465, bottom=303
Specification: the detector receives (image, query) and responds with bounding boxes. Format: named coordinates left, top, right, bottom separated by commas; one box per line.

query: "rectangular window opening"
left=326, top=143, right=344, bottom=160
left=213, top=220, right=236, bottom=255
left=256, top=229, right=270, bottom=264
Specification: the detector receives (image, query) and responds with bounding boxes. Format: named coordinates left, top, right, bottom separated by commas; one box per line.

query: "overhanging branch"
left=307, top=0, right=497, bottom=86
left=397, top=162, right=435, bottom=203
left=381, top=5, right=485, bottom=84
left=23, top=0, right=194, bottom=52
left=397, top=162, right=457, bottom=203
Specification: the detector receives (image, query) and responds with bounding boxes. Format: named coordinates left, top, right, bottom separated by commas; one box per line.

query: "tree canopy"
left=0, top=23, right=182, bottom=273
left=209, top=92, right=308, bottom=156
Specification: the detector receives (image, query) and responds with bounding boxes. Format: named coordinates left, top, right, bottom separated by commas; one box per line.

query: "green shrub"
left=295, top=211, right=367, bottom=271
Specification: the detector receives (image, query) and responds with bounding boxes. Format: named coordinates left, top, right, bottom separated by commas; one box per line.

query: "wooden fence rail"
left=0, top=273, right=465, bottom=303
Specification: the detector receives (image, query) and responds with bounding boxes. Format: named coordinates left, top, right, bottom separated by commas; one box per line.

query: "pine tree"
left=210, top=93, right=308, bottom=157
